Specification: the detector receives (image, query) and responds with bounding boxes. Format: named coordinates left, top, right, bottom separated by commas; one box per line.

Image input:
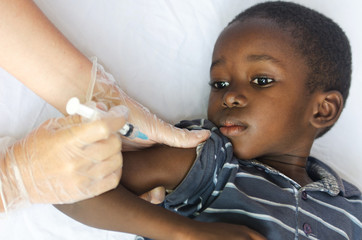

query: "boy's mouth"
left=219, top=120, right=247, bottom=136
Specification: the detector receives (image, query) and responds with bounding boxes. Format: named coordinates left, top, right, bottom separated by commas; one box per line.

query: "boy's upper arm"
left=121, top=145, right=197, bottom=195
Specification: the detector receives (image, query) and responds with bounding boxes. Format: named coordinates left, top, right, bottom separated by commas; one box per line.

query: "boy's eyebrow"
left=211, top=54, right=284, bottom=71
left=246, top=54, right=283, bottom=66
left=210, top=58, right=225, bottom=71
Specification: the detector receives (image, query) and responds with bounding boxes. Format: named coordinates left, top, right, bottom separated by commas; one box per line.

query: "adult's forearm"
left=0, top=0, right=92, bottom=114
left=0, top=156, right=6, bottom=212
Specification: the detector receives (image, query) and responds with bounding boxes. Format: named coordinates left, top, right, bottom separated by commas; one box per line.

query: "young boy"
left=56, top=2, right=362, bottom=239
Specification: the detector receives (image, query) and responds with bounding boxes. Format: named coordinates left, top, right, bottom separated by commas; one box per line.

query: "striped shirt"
left=164, top=119, right=362, bottom=240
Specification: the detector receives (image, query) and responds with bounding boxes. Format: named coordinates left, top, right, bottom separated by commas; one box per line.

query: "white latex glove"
left=87, top=57, right=210, bottom=150
left=0, top=106, right=127, bottom=213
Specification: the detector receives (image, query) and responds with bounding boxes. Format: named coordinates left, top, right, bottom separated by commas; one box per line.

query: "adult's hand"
left=0, top=106, right=127, bottom=213
left=0, top=0, right=210, bottom=150
left=89, top=59, right=211, bottom=150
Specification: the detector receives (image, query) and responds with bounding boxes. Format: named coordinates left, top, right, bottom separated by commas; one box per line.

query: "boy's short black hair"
left=229, top=1, right=352, bottom=136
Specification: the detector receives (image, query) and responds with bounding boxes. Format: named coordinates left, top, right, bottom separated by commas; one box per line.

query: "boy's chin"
left=233, top=148, right=255, bottom=160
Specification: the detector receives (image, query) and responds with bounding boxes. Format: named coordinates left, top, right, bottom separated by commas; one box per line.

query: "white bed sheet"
left=0, top=1, right=361, bottom=239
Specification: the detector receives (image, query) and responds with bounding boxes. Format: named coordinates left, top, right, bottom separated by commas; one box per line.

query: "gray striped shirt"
left=164, top=119, right=362, bottom=240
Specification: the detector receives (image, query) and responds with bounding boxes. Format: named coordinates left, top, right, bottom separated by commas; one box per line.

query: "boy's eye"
left=209, top=81, right=230, bottom=89
left=251, top=77, right=274, bottom=86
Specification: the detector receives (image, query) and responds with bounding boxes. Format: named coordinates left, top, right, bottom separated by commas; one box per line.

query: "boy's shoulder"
left=176, top=119, right=362, bottom=199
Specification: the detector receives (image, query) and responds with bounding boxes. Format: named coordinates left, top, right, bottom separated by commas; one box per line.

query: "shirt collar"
left=306, top=156, right=361, bottom=197
left=240, top=157, right=360, bottom=197
left=304, top=157, right=342, bottom=196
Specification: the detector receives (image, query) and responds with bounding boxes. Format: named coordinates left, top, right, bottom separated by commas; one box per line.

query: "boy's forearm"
left=55, top=185, right=267, bottom=240
left=55, top=184, right=193, bottom=240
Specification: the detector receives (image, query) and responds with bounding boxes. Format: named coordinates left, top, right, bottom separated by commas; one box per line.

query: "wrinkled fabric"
left=165, top=119, right=362, bottom=240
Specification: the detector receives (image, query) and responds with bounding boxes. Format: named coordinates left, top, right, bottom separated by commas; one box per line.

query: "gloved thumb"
left=150, top=121, right=210, bottom=148
left=100, top=105, right=129, bottom=134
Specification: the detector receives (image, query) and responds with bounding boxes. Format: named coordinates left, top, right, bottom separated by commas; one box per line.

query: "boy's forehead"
left=212, top=18, right=304, bottom=68
left=215, top=18, right=292, bottom=52
left=210, top=17, right=310, bottom=86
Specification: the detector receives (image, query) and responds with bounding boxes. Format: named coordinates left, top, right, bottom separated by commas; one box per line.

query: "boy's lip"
left=219, top=120, right=248, bottom=136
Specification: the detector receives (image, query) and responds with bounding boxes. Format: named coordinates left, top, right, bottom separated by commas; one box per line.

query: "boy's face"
left=208, top=18, right=317, bottom=160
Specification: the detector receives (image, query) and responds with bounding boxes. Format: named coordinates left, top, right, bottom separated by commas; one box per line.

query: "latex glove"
left=0, top=106, right=127, bottom=213
left=87, top=57, right=210, bottom=150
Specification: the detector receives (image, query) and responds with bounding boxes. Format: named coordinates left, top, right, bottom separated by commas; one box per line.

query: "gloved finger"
left=119, top=115, right=211, bottom=150
left=55, top=114, right=83, bottom=126
left=147, top=122, right=211, bottom=148
left=52, top=158, right=122, bottom=203
left=85, top=167, right=122, bottom=197
left=85, top=153, right=123, bottom=179
left=95, top=102, right=108, bottom=111
left=102, top=105, right=129, bottom=132
left=82, top=134, right=122, bottom=162
left=53, top=114, right=113, bottom=145
left=64, top=107, right=128, bottom=146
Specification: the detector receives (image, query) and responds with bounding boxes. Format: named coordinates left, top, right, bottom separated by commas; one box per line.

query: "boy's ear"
left=310, top=91, right=344, bottom=129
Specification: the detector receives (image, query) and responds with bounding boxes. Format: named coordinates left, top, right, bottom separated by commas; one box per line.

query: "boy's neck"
left=257, top=156, right=313, bottom=187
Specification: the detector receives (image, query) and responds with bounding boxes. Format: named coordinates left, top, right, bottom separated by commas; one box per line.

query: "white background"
left=0, top=1, right=361, bottom=239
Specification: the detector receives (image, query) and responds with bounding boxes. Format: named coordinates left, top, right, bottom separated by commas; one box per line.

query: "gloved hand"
left=0, top=106, right=127, bottom=213
left=87, top=57, right=210, bottom=150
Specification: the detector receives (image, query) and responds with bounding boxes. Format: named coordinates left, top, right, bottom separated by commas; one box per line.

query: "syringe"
left=66, top=97, right=148, bottom=140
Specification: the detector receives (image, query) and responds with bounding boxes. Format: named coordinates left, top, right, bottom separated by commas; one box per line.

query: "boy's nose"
left=222, top=91, right=247, bottom=108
